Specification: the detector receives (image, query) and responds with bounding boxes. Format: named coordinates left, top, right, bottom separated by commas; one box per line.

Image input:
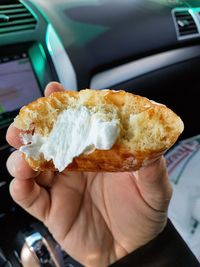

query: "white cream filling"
left=20, top=106, right=120, bottom=172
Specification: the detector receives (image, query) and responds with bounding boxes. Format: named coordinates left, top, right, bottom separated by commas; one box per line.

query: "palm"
left=35, top=170, right=167, bottom=266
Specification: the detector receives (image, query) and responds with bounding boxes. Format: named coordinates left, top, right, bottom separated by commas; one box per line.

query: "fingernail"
left=6, top=151, right=22, bottom=177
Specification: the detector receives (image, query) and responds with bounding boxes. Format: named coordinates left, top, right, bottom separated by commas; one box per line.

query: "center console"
left=0, top=43, right=49, bottom=225
left=0, top=43, right=81, bottom=266
left=0, top=44, right=43, bottom=223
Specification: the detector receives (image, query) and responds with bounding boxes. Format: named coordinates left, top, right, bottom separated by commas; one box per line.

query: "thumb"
left=133, top=157, right=172, bottom=212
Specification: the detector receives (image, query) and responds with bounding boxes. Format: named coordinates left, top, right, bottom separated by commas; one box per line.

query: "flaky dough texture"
left=14, top=89, right=184, bottom=172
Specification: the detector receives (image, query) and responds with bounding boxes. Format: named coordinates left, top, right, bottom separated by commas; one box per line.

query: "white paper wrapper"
left=166, top=135, right=200, bottom=261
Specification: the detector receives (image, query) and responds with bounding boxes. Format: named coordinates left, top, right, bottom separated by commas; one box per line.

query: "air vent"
left=174, top=10, right=199, bottom=38
left=0, top=0, right=37, bottom=35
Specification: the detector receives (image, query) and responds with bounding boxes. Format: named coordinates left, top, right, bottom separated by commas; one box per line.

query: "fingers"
left=35, top=171, right=56, bottom=188
left=6, top=123, right=23, bottom=149
left=7, top=150, right=52, bottom=221
left=44, top=82, right=65, bottom=97
left=133, top=157, right=172, bottom=212
left=7, top=150, right=56, bottom=187
left=9, top=178, right=50, bottom=222
left=7, top=150, right=38, bottom=179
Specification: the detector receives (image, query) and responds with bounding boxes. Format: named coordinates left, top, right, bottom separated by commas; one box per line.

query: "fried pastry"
left=14, top=89, right=184, bottom=172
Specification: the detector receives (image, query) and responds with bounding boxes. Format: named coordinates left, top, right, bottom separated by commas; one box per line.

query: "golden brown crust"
left=25, top=146, right=163, bottom=172
left=15, top=89, right=184, bottom=172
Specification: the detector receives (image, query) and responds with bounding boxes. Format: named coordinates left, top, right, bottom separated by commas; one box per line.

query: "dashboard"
left=0, top=0, right=200, bottom=266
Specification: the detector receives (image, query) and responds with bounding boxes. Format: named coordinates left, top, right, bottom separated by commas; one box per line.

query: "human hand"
left=6, top=82, right=172, bottom=267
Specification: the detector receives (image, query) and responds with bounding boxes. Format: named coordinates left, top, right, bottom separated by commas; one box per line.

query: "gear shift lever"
left=13, top=225, right=64, bottom=267
left=20, top=231, right=61, bottom=267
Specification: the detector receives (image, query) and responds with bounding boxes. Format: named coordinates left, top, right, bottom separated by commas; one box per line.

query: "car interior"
left=0, top=0, right=200, bottom=266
